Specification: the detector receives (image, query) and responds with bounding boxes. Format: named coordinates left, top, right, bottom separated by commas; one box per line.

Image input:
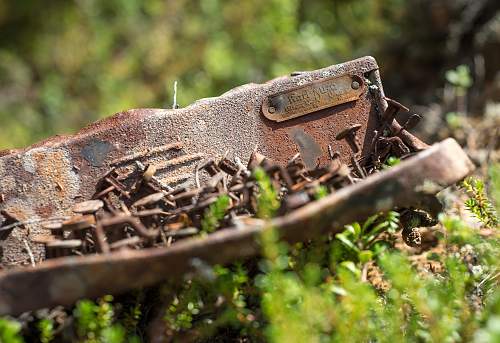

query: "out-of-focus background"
left=0, top=0, right=498, bottom=149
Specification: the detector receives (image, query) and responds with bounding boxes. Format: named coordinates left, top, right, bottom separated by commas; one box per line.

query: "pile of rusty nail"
left=30, top=106, right=419, bottom=260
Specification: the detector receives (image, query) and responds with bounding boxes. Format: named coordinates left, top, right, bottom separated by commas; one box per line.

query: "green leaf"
left=330, top=285, right=348, bottom=296
left=335, top=233, right=359, bottom=253
left=340, top=261, right=361, bottom=277
left=358, top=250, right=373, bottom=263
left=361, top=214, right=379, bottom=233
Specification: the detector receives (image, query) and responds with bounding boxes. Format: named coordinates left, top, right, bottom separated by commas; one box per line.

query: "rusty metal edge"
left=0, top=138, right=474, bottom=315
left=0, top=56, right=380, bottom=157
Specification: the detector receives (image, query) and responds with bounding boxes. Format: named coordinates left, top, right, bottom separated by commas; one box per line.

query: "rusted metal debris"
left=0, top=138, right=473, bottom=315
left=0, top=56, right=434, bottom=267
left=0, top=56, right=473, bottom=315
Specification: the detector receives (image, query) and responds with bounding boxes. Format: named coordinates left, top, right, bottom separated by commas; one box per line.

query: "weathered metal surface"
left=0, top=138, right=473, bottom=315
left=261, top=74, right=364, bottom=122
left=0, top=56, right=404, bottom=267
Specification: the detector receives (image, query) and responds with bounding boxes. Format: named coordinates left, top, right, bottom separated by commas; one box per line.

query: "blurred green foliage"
left=0, top=0, right=407, bottom=149
left=37, top=318, right=54, bottom=343
left=254, top=167, right=280, bottom=219
left=201, top=194, right=230, bottom=234
left=0, top=317, right=23, bottom=343
left=0, top=163, right=498, bottom=342
left=446, top=64, right=473, bottom=95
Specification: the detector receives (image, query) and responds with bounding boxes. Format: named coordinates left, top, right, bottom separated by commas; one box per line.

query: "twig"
left=361, top=262, right=369, bottom=282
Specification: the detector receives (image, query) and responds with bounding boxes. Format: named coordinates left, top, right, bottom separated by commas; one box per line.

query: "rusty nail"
left=31, top=234, right=57, bottom=245
left=335, top=124, right=362, bottom=154
left=45, top=239, right=82, bottom=259
left=133, top=192, right=165, bottom=208
left=402, top=114, right=422, bottom=131
left=109, top=236, right=142, bottom=250
left=218, top=158, right=239, bottom=176
left=42, top=221, right=64, bottom=238
left=351, top=155, right=366, bottom=178
left=61, top=215, right=96, bottom=231
left=247, top=151, right=273, bottom=170
left=383, top=97, right=409, bottom=124
left=93, top=222, right=109, bottom=254
left=164, top=227, right=199, bottom=238
left=143, top=164, right=157, bottom=182
left=72, top=200, right=104, bottom=214
left=105, top=177, right=131, bottom=199
left=134, top=209, right=170, bottom=217
left=100, top=215, right=158, bottom=239
left=351, top=80, right=360, bottom=90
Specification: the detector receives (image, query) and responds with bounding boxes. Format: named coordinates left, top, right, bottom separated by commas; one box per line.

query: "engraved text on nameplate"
left=262, top=74, right=364, bottom=122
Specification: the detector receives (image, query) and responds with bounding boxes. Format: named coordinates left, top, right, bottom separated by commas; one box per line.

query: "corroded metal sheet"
left=0, top=57, right=385, bottom=267
left=0, top=138, right=474, bottom=315
left=0, top=56, right=428, bottom=267
left=262, top=74, right=364, bottom=122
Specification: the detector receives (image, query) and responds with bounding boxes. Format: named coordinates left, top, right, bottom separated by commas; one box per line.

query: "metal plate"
left=262, top=74, right=364, bottom=122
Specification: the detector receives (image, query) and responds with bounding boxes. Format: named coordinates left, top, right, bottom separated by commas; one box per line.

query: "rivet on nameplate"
left=262, top=74, right=364, bottom=122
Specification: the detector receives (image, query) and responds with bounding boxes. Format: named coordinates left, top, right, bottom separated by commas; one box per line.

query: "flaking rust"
left=0, top=57, right=474, bottom=315
left=0, top=138, right=474, bottom=315
left=0, top=56, right=396, bottom=267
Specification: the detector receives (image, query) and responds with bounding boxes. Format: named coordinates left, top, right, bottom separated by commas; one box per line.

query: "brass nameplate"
left=262, top=74, right=364, bottom=122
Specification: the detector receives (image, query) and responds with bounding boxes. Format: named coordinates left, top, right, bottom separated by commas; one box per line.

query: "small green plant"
left=383, top=156, right=401, bottom=169
left=100, top=325, right=126, bottom=343
left=74, top=295, right=141, bottom=343
left=121, top=292, right=143, bottom=336
left=445, top=64, right=472, bottom=116
left=446, top=111, right=465, bottom=130
left=162, top=263, right=256, bottom=340
left=0, top=318, right=23, bottom=343
left=445, top=65, right=472, bottom=96
left=37, top=318, right=54, bottom=343
left=334, top=211, right=400, bottom=264
left=313, top=185, right=329, bottom=200
left=75, top=295, right=115, bottom=343
left=163, top=288, right=200, bottom=332
left=200, top=195, right=230, bottom=234
left=256, top=210, right=500, bottom=343
left=254, top=167, right=280, bottom=219
left=462, top=177, right=498, bottom=227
